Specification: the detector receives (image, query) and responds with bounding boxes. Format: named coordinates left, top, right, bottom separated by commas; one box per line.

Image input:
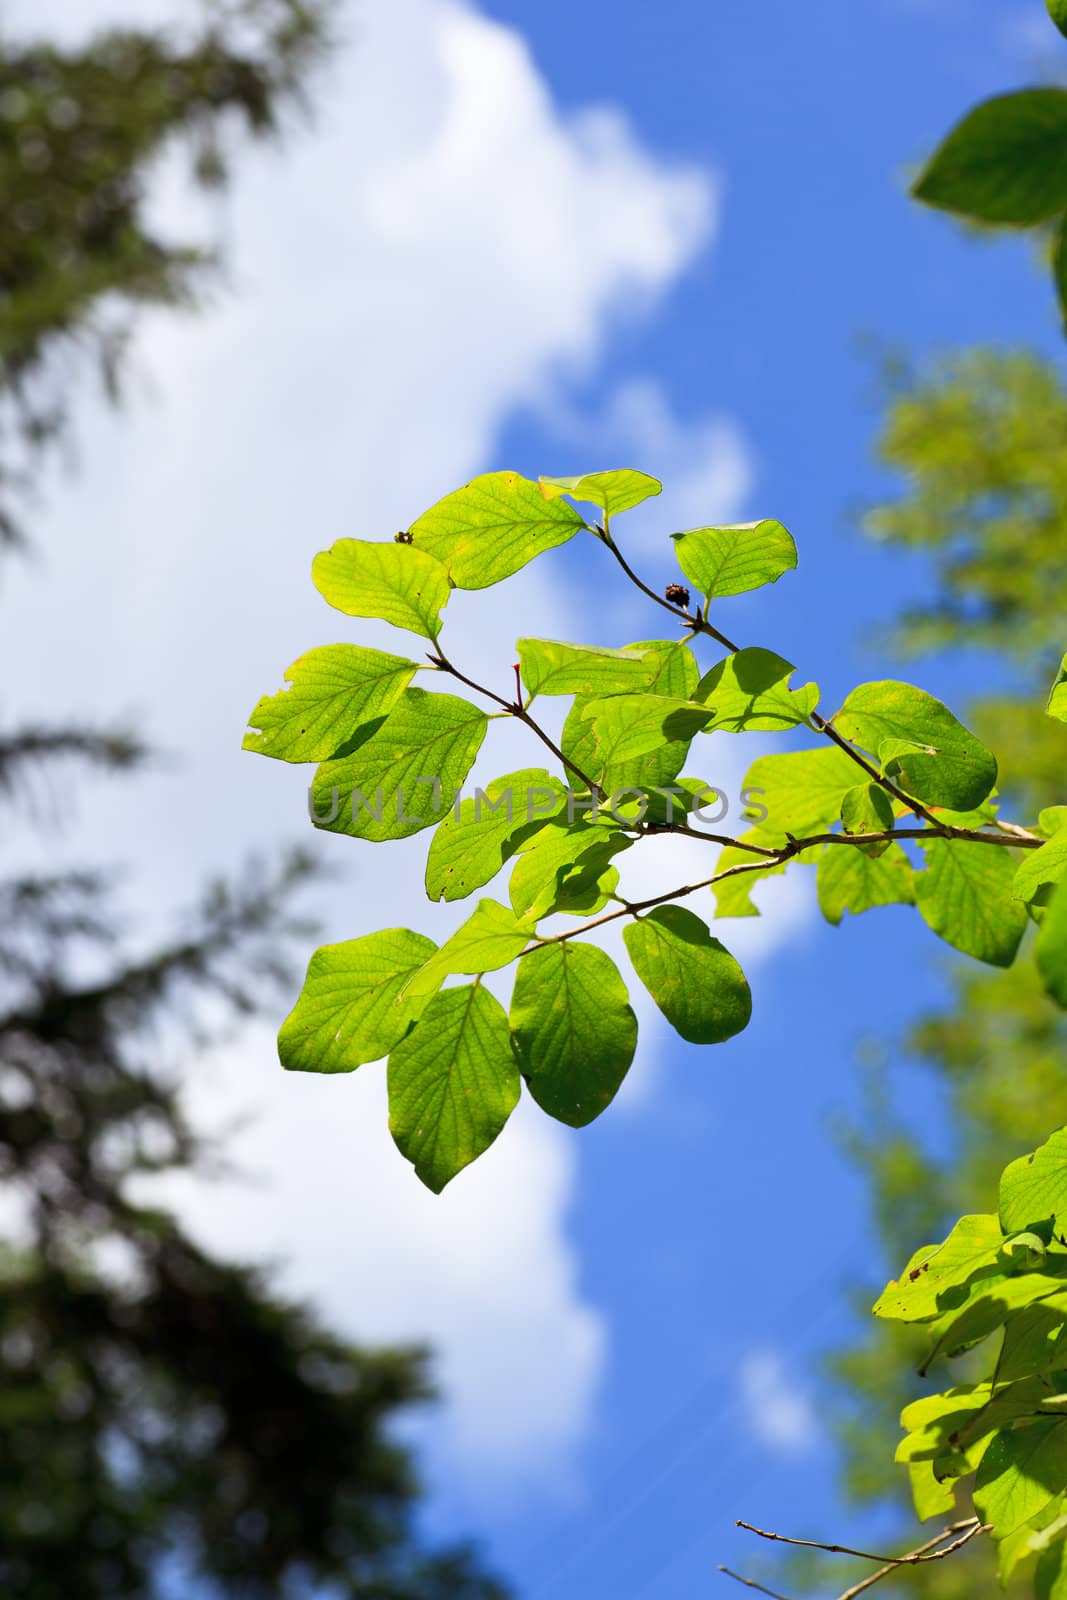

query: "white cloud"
left=2, top=0, right=810, bottom=1490
left=739, top=1350, right=818, bottom=1455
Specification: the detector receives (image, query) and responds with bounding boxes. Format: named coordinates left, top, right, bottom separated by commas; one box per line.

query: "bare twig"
left=721, top=1516, right=990, bottom=1600
left=598, top=526, right=741, bottom=653
left=719, top=1567, right=795, bottom=1600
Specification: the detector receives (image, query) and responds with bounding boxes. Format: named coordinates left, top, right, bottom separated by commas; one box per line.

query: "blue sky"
left=7, top=0, right=1067, bottom=1596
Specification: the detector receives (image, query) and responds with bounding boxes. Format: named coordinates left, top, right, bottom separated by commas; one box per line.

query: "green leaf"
left=387, top=984, right=519, bottom=1192
left=739, top=746, right=863, bottom=842
left=278, top=929, right=437, bottom=1074
left=1002, top=1129, right=1067, bottom=1235
left=310, top=688, right=487, bottom=842
left=1049, top=0, right=1067, bottom=43
left=1037, top=1539, right=1067, bottom=1600
left=1014, top=826, right=1067, bottom=904
left=538, top=469, right=661, bottom=518
left=834, top=680, right=997, bottom=812
left=408, top=471, right=586, bottom=589
left=563, top=698, right=695, bottom=795
left=913, top=89, right=1067, bottom=225
left=628, top=636, right=701, bottom=697
left=975, top=1416, right=1067, bottom=1540
left=1054, top=219, right=1067, bottom=337
left=671, top=519, right=797, bottom=600
left=1039, top=879, right=1067, bottom=1008
left=509, top=942, right=638, bottom=1127
left=816, top=842, right=915, bottom=926
left=243, top=645, right=417, bottom=764
left=899, top=1380, right=1049, bottom=1464
left=840, top=781, right=896, bottom=853
left=509, top=820, right=632, bottom=920
left=405, top=900, right=537, bottom=1000
left=874, top=1213, right=1004, bottom=1321
left=915, top=839, right=1029, bottom=968
left=580, top=694, right=715, bottom=766
left=909, top=1459, right=957, bottom=1522
left=623, top=906, right=751, bottom=1044
left=516, top=638, right=660, bottom=699
left=424, top=770, right=566, bottom=902
left=1049, top=654, right=1067, bottom=722
left=998, top=1293, right=1067, bottom=1385
left=925, top=1271, right=1067, bottom=1372
left=693, top=648, right=819, bottom=732
left=312, top=539, right=451, bottom=639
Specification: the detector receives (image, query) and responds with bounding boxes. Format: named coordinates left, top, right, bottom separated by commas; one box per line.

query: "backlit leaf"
left=517, top=638, right=659, bottom=698
left=310, top=688, right=486, bottom=842
left=694, top=647, right=819, bottom=732
left=623, top=906, right=751, bottom=1044
left=835, top=680, right=997, bottom=812
left=1038, top=879, right=1067, bottom=1008
left=312, top=538, right=450, bottom=639
left=409, top=470, right=585, bottom=589
left=816, top=841, right=915, bottom=926
left=388, top=984, right=519, bottom=1192
left=874, top=1213, right=1004, bottom=1321
left=405, top=900, right=537, bottom=1000
left=278, top=929, right=437, bottom=1074
left=975, top=1416, right=1067, bottom=1540
left=1002, top=1129, right=1067, bottom=1236
left=915, top=839, right=1028, bottom=967
left=243, top=645, right=417, bottom=764
left=672, top=519, right=797, bottom=600
left=1049, top=653, right=1067, bottom=722
left=424, top=769, right=566, bottom=902
left=1015, top=825, right=1067, bottom=903
left=509, top=942, right=637, bottom=1127
left=539, top=469, right=661, bottom=518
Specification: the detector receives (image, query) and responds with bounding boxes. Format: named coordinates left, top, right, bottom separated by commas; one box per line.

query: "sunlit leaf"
left=672, top=519, right=797, bottom=600
left=388, top=984, right=519, bottom=1192
left=915, top=839, right=1028, bottom=967
left=278, top=929, right=437, bottom=1074
left=1050, top=654, right=1067, bottom=722
left=816, top=842, right=915, bottom=926
left=623, top=906, right=751, bottom=1044
left=975, top=1416, right=1067, bottom=1540
left=1002, top=1128, right=1067, bottom=1236
left=835, top=680, right=997, bottom=812
left=312, top=538, right=450, bottom=639
left=243, top=645, right=417, bottom=763
left=404, top=900, right=537, bottom=1000
left=409, top=470, right=586, bottom=588
left=424, top=769, right=566, bottom=902
left=310, top=688, right=486, bottom=842
left=517, top=638, right=659, bottom=698
left=694, top=647, right=819, bottom=732
left=539, top=469, right=661, bottom=518
left=509, top=819, right=632, bottom=920
left=874, top=1213, right=1004, bottom=1321
left=510, top=942, right=637, bottom=1126
left=1038, top=879, right=1067, bottom=1008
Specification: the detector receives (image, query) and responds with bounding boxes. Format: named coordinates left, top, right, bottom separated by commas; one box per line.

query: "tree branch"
left=719, top=1516, right=990, bottom=1600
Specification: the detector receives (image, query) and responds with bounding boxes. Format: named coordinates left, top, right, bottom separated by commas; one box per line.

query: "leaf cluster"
left=248, top=469, right=1067, bottom=1191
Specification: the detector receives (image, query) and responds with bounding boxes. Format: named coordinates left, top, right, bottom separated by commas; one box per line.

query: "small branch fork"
left=424, top=516, right=1045, bottom=956
left=719, top=1516, right=990, bottom=1600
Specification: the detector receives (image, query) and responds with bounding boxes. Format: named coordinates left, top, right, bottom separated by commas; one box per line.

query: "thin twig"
left=718, top=1567, right=795, bottom=1600
left=724, top=1517, right=990, bottom=1600
left=599, top=527, right=741, bottom=653
left=837, top=1521, right=989, bottom=1600
left=736, top=1516, right=978, bottom=1566
left=428, top=650, right=603, bottom=799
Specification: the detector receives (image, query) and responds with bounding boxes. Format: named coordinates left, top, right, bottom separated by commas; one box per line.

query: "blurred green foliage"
left=826, top=349, right=1067, bottom=1596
